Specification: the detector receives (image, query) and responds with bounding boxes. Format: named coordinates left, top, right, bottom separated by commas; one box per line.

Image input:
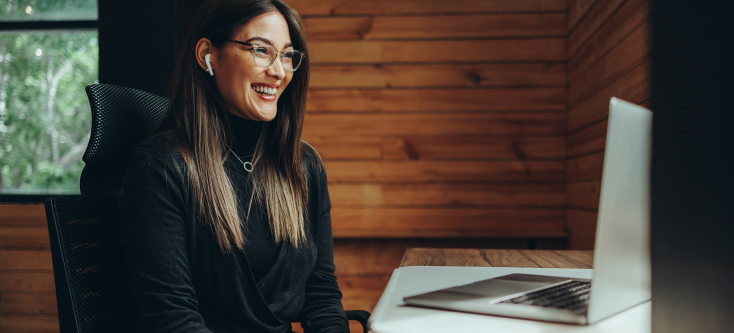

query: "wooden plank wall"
left=0, top=204, right=57, bottom=333
left=292, top=0, right=569, bottom=239
left=565, top=0, right=651, bottom=249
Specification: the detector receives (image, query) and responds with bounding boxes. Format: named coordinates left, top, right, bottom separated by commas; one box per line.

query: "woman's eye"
left=283, top=52, right=294, bottom=59
left=254, top=48, right=268, bottom=55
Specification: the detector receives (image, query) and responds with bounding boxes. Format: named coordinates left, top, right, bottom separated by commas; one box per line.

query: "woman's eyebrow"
left=245, top=37, right=293, bottom=49
left=244, top=37, right=273, bottom=46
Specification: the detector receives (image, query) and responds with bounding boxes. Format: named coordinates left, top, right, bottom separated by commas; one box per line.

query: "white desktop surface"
left=368, top=266, right=651, bottom=333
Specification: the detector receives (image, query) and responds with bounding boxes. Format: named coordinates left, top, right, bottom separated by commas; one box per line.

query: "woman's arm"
left=298, top=160, right=350, bottom=332
left=120, top=147, right=212, bottom=333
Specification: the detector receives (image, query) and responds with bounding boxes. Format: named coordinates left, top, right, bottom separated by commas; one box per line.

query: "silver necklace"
left=230, top=149, right=253, bottom=172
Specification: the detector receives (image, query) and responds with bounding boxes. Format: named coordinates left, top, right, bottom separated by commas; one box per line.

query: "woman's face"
left=197, top=11, right=294, bottom=121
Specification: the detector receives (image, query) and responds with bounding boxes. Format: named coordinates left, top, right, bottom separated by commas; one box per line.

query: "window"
left=0, top=0, right=98, bottom=196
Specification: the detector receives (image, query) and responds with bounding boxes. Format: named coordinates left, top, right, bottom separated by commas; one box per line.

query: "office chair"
left=45, top=83, right=369, bottom=333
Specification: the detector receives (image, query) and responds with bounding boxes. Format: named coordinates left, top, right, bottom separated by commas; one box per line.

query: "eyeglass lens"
left=251, top=44, right=303, bottom=71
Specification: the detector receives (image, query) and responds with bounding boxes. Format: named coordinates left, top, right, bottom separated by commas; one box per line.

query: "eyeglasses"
left=226, top=39, right=305, bottom=72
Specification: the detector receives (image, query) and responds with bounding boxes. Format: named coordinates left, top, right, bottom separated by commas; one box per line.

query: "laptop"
left=403, top=97, right=652, bottom=325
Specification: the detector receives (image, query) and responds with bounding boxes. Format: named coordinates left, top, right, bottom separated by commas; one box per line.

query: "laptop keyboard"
left=498, top=281, right=591, bottom=310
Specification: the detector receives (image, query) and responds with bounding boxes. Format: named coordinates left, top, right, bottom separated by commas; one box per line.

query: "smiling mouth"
left=251, top=84, right=277, bottom=97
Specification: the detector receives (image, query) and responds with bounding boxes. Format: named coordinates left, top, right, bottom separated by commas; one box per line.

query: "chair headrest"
left=81, top=83, right=169, bottom=195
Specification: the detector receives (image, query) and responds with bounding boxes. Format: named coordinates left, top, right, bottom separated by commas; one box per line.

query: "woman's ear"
left=195, top=38, right=215, bottom=75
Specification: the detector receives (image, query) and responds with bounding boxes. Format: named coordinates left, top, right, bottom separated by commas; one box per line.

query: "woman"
left=119, top=0, right=349, bottom=332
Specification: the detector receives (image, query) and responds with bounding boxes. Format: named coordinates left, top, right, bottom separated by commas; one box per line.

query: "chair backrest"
left=45, top=195, right=137, bottom=333
left=81, top=83, right=168, bottom=195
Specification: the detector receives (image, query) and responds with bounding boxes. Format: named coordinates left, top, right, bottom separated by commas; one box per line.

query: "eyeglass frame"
left=225, top=39, right=306, bottom=72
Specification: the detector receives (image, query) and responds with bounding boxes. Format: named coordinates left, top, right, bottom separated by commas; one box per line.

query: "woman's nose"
left=266, top=57, right=285, bottom=79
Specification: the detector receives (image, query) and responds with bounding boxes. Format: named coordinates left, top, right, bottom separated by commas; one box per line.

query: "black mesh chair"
left=45, top=83, right=369, bottom=333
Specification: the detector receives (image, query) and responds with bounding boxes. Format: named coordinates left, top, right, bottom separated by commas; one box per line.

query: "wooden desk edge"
left=400, top=248, right=594, bottom=269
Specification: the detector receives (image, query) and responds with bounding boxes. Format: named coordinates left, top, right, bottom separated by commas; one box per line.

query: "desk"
left=368, top=248, right=650, bottom=333
left=400, top=248, right=594, bottom=269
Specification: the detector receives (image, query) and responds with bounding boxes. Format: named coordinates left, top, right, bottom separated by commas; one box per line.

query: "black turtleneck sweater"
left=227, top=112, right=280, bottom=282
left=119, top=113, right=349, bottom=333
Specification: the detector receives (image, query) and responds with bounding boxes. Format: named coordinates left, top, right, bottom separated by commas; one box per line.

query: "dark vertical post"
left=651, top=1, right=734, bottom=332
left=98, top=0, right=178, bottom=97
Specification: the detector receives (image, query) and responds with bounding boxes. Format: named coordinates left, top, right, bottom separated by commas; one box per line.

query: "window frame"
left=0, top=18, right=99, bottom=202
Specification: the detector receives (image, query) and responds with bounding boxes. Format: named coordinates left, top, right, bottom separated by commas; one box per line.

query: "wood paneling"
left=0, top=315, right=58, bottom=333
left=306, top=136, right=565, bottom=160
left=0, top=273, right=55, bottom=293
left=0, top=227, right=50, bottom=248
left=306, top=88, right=566, bottom=112
left=567, top=61, right=650, bottom=130
left=565, top=0, right=651, bottom=249
left=287, top=0, right=566, bottom=16
left=567, top=0, right=626, bottom=56
left=310, top=63, right=566, bottom=89
left=566, top=152, right=604, bottom=182
left=568, top=0, right=598, bottom=33
left=0, top=250, right=52, bottom=271
left=324, top=160, right=564, bottom=182
left=568, top=0, right=650, bottom=80
left=331, top=208, right=566, bottom=238
left=566, top=119, right=607, bottom=157
left=567, top=181, right=602, bottom=209
left=308, top=39, right=566, bottom=64
left=329, top=183, right=566, bottom=207
left=566, top=209, right=598, bottom=250
left=568, top=20, right=650, bottom=105
left=303, top=14, right=566, bottom=40
left=0, top=293, right=57, bottom=315
left=0, top=204, right=45, bottom=226
left=304, top=113, right=566, bottom=136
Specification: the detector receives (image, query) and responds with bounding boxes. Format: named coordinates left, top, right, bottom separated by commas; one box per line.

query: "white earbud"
left=205, top=54, right=214, bottom=76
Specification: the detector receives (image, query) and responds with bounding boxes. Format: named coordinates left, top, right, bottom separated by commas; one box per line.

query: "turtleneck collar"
left=227, top=112, right=263, bottom=157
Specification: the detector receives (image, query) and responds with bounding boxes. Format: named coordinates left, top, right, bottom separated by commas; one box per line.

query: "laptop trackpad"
left=442, top=274, right=573, bottom=299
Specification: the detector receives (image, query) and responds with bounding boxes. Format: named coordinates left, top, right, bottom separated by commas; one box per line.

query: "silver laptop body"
left=403, top=97, right=652, bottom=325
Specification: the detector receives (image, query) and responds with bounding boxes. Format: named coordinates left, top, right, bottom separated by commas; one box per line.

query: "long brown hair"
left=158, top=0, right=311, bottom=252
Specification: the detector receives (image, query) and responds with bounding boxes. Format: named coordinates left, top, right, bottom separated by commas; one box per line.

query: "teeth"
left=252, top=85, right=277, bottom=96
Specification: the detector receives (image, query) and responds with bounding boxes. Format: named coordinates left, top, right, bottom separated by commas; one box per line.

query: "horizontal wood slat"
left=568, top=0, right=650, bottom=80
left=568, top=0, right=598, bottom=33
left=568, top=0, right=626, bottom=57
left=329, top=183, right=566, bottom=207
left=566, top=152, right=604, bottom=181
left=567, top=119, right=607, bottom=157
left=304, top=113, right=566, bottom=136
left=567, top=60, right=650, bottom=130
left=0, top=228, right=50, bottom=249
left=0, top=314, right=58, bottom=333
left=0, top=204, right=46, bottom=226
left=380, top=137, right=565, bottom=160
left=0, top=293, right=57, bottom=315
left=567, top=209, right=598, bottom=250
left=324, top=160, right=564, bottom=182
left=309, top=63, right=566, bottom=89
left=0, top=273, right=55, bottom=293
left=567, top=181, right=602, bottom=209
left=303, top=14, right=566, bottom=40
left=306, top=136, right=565, bottom=160
left=287, top=0, right=567, bottom=16
left=308, top=39, right=566, bottom=64
left=306, top=88, right=566, bottom=112
left=568, top=21, right=650, bottom=105
left=331, top=208, right=566, bottom=238
left=0, top=251, right=52, bottom=271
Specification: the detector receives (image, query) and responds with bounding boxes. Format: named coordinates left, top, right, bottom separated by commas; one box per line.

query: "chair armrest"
left=346, top=310, right=370, bottom=333
left=290, top=310, right=370, bottom=333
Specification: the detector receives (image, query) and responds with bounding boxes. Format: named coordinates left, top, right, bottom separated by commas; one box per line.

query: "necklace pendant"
left=243, top=162, right=253, bottom=173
